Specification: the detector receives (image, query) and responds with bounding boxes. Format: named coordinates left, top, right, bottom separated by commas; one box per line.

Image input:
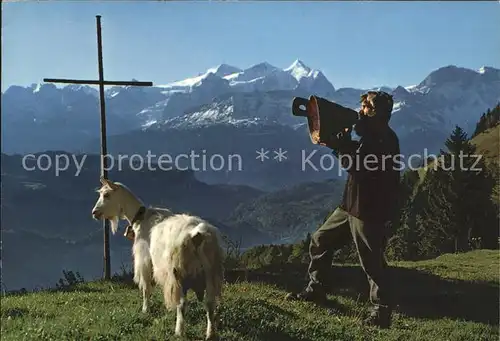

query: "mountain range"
left=3, top=61, right=499, bottom=189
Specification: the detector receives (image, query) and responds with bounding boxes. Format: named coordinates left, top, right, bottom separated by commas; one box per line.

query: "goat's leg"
left=141, top=280, right=152, bottom=313
left=204, top=280, right=217, bottom=340
left=137, top=262, right=153, bottom=313
left=204, top=298, right=216, bottom=340
left=174, top=295, right=187, bottom=338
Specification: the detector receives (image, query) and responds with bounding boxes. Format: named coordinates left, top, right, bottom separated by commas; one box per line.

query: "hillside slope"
left=225, top=179, right=345, bottom=243
left=471, top=124, right=500, bottom=166
left=0, top=152, right=266, bottom=291
left=1, top=250, right=498, bottom=341
left=471, top=124, right=499, bottom=203
left=412, top=122, right=498, bottom=197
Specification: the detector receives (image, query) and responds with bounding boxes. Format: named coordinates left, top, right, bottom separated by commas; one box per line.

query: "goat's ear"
left=100, top=177, right=118, bottom=190
left=191, top=232, right=205, bottom=249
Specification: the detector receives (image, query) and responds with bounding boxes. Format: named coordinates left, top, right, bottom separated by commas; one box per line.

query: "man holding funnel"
left=287, top=91, right=400, bottom=329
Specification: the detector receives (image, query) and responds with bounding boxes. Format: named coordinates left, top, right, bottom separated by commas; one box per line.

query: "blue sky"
left=2, top=1, right=499, bottom=90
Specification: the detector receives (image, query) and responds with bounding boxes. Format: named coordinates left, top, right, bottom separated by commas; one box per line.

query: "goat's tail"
left=162, top=229, right=203, bottom=309
left=194, top=225, right=225, bottom=302
left=162, top=223, right=224, bottom=309
left=163, top=268, right=182, bottom=310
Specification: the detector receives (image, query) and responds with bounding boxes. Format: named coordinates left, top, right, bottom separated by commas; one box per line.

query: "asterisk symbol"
left=273, top=148, right=288, bottom=162
left=256, top=148, right=269, bottom=162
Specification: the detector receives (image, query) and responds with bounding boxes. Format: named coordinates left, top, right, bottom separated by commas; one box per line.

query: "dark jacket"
left=331, top=125, right=401, bottom=223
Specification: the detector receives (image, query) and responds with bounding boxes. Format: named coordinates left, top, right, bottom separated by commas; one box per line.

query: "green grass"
left=471, top=125, right=500, bottom=166
left=1, top=250, right=499, bottom=341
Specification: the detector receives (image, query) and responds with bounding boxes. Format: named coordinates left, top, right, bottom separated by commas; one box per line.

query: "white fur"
left=91, top=178, right=225, bottom=340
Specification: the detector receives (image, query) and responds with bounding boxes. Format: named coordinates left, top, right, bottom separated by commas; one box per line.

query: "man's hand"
left=321, top=127, right=352, bottom=150
left=337, top=127, right=352, bottom=143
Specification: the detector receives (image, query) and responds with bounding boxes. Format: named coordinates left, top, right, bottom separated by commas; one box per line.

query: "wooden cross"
left=43, top=15, right=153, bottom=280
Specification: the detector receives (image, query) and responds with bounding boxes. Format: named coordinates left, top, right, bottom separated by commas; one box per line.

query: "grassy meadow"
left=1, top=250, right=498, bottom=341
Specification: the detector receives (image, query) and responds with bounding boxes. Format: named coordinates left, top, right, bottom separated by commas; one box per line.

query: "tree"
left=442, top=125, right=474, bottom=157
left=288, top=233, right=312, bottom=265
left=386, top=169, right=424, bottom=260
left=472, top=103, right=500, bottom=137
left=419, top=125, right=499, bottom=253
left=473, top=112, right=488, bottom=138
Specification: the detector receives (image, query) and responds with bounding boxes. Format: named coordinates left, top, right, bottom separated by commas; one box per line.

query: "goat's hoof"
left=174, top=333, right=186, bottom=340
left=206, top=333, right=218, bottom=341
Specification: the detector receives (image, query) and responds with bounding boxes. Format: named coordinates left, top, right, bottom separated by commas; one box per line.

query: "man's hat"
left=360, top=91, right=394, bottom=120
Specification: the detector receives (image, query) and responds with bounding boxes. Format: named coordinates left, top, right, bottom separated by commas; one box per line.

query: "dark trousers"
left=306, top=207, right=392, bottom=312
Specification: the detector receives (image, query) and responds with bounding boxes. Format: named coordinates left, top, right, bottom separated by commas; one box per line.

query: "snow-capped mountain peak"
left=206, top=64, right=242, bottom=78
left=476, top=66, right=499, bottom=75
left=195, top=71, right=229, bottom=88
left=155, top=59, right=334, bottom=96
left=476, top=66, right=500, bottom=80
left=283, top=60, right=335, bottom=96
left=393, top=85, right=409, bottom=97
left=31, top=82, right=58, bottom=94
left=284, top=59, right=313, bottom=82
left=32, top=82, right=43, bottom=93
left=247, top=61, right=278, bottom=73
left=224, top=62, right=279, bottom=82
left=158, top=65, right=226, bottom=89
left=417, top=65, right=481, bottom=89
left=3, top=61, right=499, bottom=162
left=162, top=73, right=209, bottom=88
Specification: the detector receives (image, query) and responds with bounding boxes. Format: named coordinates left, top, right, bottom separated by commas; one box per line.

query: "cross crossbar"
left=43, top=78, right=153, bottom=86
left=43, top=15, right=153, bottom=281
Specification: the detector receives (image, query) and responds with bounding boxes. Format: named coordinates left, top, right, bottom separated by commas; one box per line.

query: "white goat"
left=91, top=177, right=225, bottom=340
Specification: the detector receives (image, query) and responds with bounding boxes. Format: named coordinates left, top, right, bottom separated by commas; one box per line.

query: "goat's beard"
left=108, top=206, right=127, bottom=235
left=110, top=216, right=120, bottom=235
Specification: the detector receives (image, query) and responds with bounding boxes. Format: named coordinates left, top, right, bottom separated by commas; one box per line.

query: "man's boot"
left=285, top=285, right=327, bottom=304
left=363, top=305, right=392, bottom=329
